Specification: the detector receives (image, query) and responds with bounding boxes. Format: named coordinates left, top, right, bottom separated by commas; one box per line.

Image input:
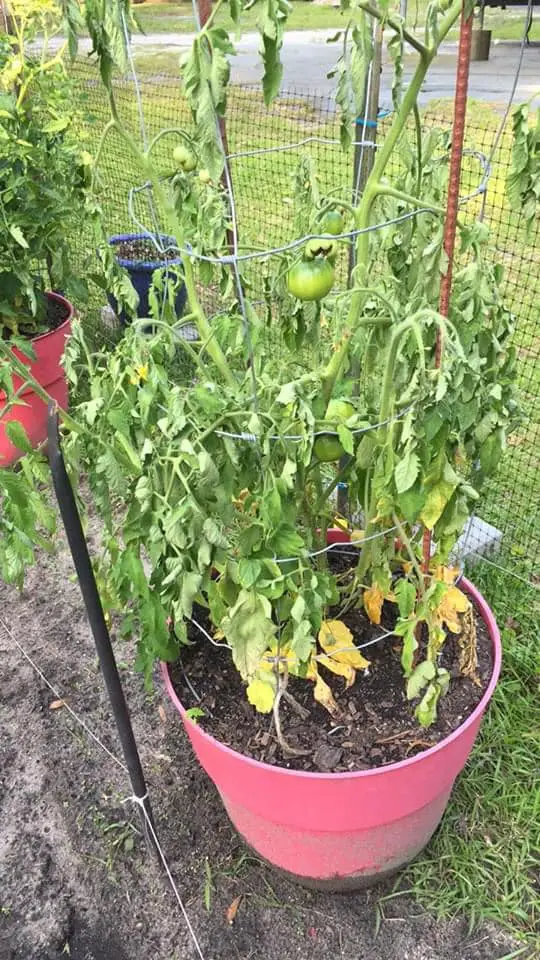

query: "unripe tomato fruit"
left=319, top=210, right=345, bottom=235
left=304, top=237, right=338, bottom=261
left=198, top=168, right=211, bottom=184
left=287, top=258, right=335, bottom=301
left=313, top=433, right=345, bottom=462
left=173, top=144, right=197, bottom=172
left=326, top=399, right=355, bottom=422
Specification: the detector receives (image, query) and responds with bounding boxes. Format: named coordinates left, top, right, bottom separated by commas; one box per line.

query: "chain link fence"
left=70, top=57, right=539, bottom=587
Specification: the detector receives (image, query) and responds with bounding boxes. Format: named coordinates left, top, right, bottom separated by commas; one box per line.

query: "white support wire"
left=123, top=794, right=207, bottom=960
left=0, top=612, right=208, bottom=960
left=0, top=615, right=127, bottom=773
left=189, top=612, right=397, bottom=664
left=226, top=135, right=378, bottom=161
left=214, top=403, right=414, bottom=443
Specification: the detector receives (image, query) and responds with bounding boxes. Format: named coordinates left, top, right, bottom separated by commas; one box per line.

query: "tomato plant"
left=0, top=0, right=94, bottom=338
left=1, top=0, right=522, bottom=740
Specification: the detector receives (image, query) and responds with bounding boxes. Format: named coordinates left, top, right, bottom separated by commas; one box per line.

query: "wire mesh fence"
left=69, top=57, right=539, bottom=585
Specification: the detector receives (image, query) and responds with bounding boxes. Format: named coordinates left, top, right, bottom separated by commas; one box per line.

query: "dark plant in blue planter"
left=107, top=233, right=187, bottom=325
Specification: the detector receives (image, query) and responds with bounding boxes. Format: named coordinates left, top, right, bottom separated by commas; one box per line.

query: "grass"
left=132, top=0, right=540, bottom=41
left=404, top=562, right=540, bottom=948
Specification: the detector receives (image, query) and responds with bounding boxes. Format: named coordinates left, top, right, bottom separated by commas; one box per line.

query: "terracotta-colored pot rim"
left=161, top=576, right=502, bottom=781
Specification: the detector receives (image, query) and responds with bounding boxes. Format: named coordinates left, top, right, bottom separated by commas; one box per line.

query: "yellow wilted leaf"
left=363, top=584, right=384, bottom=624
left=434, top=565, right=460, bottom=585
left=435, top=585, right=470, bottom=633
left=333, top=515, right=349, bottom=531
left=246, top=676, right=276, bottom=713
left=313, top=668, right=342, bottom=718
left=318, top=620, right=370, bottom=671
left=350, top=529, right=364, bottom=543
left=317, top=653, right=356, bottom=688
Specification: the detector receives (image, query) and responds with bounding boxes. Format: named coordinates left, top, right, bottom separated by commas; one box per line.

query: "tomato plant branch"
left=357, top=1, right=429, bottom=58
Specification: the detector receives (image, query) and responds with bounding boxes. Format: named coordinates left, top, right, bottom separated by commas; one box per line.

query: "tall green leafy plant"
left=0, top=0, right=89, bottom=337
left=1, top=0, right=520, bottom=739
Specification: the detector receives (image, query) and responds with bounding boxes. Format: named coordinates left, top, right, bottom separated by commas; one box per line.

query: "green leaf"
left=356, top=433, right=376, bottom=470
left=238, top=523, right=264, bottom=554
left=420, top=479, right=457, bottom=530
left=5, top=421, right=33, bottom=454
left=395, top=579, right=416, bottom=620
left=258, top=0, right=290, bottom=105
left=394, top=449, right=419, bottom=494
left=415, top=670, right=450, bottom=727
left=337, top=424, right=354, bottom=456
left=221, top=590, right=277, bottom=680
left=9, top=225, right=28, bottom=249
left=203, top=517, right=229, bottom=549
left=180, top=571, right=203, bottom=619
left=238, top=558, right=262, bottom=588
left=398, top=482, right=426, bottom=524
left=406, top=660, right=436, bottom=700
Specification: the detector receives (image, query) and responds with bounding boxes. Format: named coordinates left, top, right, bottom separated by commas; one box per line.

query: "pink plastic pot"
left=0, top=293, right=73, bottom=467
left=162, top=577, right=501, bottom=890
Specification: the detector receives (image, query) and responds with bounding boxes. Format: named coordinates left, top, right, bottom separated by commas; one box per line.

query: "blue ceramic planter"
left=107, top=233, right=187, bottom=325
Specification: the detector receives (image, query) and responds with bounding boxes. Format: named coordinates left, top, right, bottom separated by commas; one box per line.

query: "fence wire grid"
left=69, top=58, right=539, bottom=587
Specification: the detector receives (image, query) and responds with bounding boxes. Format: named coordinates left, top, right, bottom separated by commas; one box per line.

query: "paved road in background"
left=131, top=31, right=539, bottom=106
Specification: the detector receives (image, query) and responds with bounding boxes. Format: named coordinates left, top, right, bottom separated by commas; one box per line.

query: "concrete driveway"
left=130, top=31, right=539, bottom=106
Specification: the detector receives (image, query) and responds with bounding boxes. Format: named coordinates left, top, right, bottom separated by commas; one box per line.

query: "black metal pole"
left=47, top=405, right=157, bottom=852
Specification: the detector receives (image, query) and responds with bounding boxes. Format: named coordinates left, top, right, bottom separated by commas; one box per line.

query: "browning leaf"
left=363, top=584, right=384, bottom=625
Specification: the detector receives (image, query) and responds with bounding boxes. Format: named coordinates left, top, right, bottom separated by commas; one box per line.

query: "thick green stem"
left=376, top=184, right=446, bottom=218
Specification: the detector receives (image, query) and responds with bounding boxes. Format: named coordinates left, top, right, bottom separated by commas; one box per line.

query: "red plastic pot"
left=162, top=570, right=501, bottom=890
left=0, top=293, right=73, bottom=467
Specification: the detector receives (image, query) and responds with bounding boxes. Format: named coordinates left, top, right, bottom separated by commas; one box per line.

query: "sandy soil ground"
left=0, top=533, right=523, bottom=960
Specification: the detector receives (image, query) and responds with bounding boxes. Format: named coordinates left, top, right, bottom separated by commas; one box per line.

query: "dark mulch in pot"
left=171, top=552, right=493, bottom=774
left=113, top=237, right=179, bottom=264
left=44, top=294, right=70, bottom=333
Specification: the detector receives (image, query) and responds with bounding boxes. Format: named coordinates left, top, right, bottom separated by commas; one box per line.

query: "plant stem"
left=358, top=1, right=429, bottom=58
left=392, top=513, right=426, bottom=600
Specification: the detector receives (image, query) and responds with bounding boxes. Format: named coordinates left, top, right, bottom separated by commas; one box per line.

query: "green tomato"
left=198, top=168, right=212, bottom=184
left=304, top=237, right=338, bottom=261
left=287, top=258, right=335, bottom=302
left=173, top=144, right=197, bottom=172
left=319, top=210, right=345, bottom=236
left=313, top=433, right=345, bottom=462
left=326, top=399, right=355, bottom=422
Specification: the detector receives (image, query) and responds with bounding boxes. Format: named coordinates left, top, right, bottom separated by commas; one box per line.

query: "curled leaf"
left=226, top=895, right=242, bottom=925
left=434, top=584, right=470, bottom=634
left=318, top=620, right=370, bottom=671
left=313, top=669, right=342, bottom=718
left=363, top=584, right=384, bottom=625
left=317, top=653, right=355, bottom=689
